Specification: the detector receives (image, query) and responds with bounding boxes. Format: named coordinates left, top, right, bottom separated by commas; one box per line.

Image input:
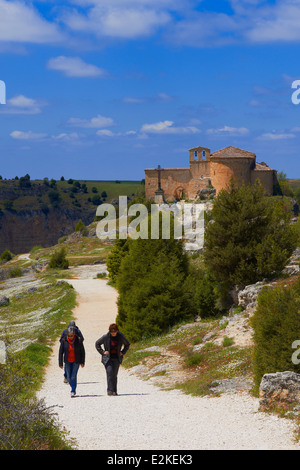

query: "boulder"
left=259, top=371, right=300, bottom=412
left=0, top=296, right=9, bottom=306
left=238, top=282, right=273, bottom=308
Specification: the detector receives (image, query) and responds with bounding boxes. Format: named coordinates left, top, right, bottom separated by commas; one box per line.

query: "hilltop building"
left=145, top=145, right=277, bottom=202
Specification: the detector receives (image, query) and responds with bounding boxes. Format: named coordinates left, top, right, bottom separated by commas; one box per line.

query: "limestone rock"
left=259, top=371, right=300, bottom=412
left=238, top=282, right=273, bottom=308
left=0, top=296, right=9, bottom=306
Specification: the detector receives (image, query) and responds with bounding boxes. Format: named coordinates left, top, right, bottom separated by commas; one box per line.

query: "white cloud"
left=246, top=1, right=300, bottom=43
left=141, top=120, right=200, bottom=134
left=62, top=3, right=171, bottom=39
left=67, top=114, right=114, bottom=128
left=165, top=12, right=240, bottom=47
left=258, top=132, right=296, bottom=140
left=122, top=92, right=174, bottom=104
left=206, top=126, right=249, bottom=136
left=96, top=129, right=137, bottom=137
left=0, top=94, right=45, bottom=114
left=0, top=0, right=63, bottom=44
left=10, top=130, right=47, bottom=140
left=122, top=96, right=145, bottom=104
left=52, top=133, right=80, bottom=141
left=96, top=129, right=114, bottom=137
left=163, top=0, right=300, bottom=47
left=47, top=56, right=107, bottom=78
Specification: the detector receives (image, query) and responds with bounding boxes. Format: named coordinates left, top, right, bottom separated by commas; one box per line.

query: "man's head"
left=109, top=323, right=119, bottom=336
left=67, top=326, right=76, bottom=339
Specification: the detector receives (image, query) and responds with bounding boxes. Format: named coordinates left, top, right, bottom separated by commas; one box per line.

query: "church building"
left=145, top=145, right=277, bottom=202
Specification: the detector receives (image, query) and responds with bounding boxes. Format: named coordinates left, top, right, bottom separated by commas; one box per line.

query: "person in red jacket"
left=59, top=327, right=85, bottom=397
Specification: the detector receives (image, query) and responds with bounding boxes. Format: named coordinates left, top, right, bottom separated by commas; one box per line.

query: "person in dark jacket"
left=60, top=320, right=84, bottom=342
left=60, top=321, right=84, bottom=384
left=95, top=323, right=130, bottom=396
left=59, top=326, right=85, bottom=397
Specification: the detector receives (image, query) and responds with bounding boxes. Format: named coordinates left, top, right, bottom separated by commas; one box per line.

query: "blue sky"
left=0, top=0, right=300, bottom=180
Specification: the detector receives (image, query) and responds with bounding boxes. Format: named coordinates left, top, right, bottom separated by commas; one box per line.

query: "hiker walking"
left=59, top=326, right=85, bottom=397
left=95, top=323, right=130, bottom=396
left=60, top=321, right=84, bottom=383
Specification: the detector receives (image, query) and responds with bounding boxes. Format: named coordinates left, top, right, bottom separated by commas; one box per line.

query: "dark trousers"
left=105, top=358, right=120, bottom=393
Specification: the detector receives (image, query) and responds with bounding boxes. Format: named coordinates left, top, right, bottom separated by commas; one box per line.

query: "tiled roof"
left=254, top=162, right=274, bottom=171
left=210, top=146, right=256, bottom=159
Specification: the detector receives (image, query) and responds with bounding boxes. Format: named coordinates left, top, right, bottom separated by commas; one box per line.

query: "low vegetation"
left=0, top=270, right=77, bottom=449
left=122, top=319, right=253, bottom=397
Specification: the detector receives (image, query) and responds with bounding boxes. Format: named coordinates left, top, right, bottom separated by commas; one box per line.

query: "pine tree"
left=204, top=180, right=297, bottom=291
left=116, top=237, right=194, bottom=342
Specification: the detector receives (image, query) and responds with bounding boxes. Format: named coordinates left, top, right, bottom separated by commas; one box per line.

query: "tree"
left=92, top=195, right=101, bottom=205
left=276, top=171, right=294, bottom=197
left=19, top=174, right=31, bottom=189
left=204, top=180, right=297, bottom=295
left=48, top=190, right=61, bottom=207
left=116, top=237, right=194, bottom=342
left=251, top=278, right=300, bottom=393
left=106, top=239, right=129, bottom=285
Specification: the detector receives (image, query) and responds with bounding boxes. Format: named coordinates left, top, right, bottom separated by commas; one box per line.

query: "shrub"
left=0, top=354, right=72, bottom=450
left=251, top=278, right=300, bottom=394
left=222, top=336, right=234, bottom=347
left=49, top=248, right=69, bottom=269
left=75, top=219, right=88, bottom=236
left=0, top=250, right=13, bottom=262
left=184, top=352, right=204, bottom=367
left=8, top=267, right=23, bottom=278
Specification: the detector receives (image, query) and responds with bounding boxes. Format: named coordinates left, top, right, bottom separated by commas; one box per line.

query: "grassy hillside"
left=0, top=177, right=145, bottom=213
left=288, top=179, right=300, bottom=192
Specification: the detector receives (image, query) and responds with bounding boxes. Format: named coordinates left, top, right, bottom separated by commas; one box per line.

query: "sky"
left=0, top=0, right=300, bottom=180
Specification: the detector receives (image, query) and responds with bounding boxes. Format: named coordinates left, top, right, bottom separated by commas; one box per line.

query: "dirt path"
left=37, top=266, right=300, bottom=450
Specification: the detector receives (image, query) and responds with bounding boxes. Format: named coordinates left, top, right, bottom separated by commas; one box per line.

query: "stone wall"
left=145, top=168, right=192, bottom=201
left=210, top=158, right=253, bottom=194
left=251, top=170, right=275, bottom=195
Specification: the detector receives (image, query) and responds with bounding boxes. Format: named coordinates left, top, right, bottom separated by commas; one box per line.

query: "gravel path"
left=37, top=266, right=300, bottom=450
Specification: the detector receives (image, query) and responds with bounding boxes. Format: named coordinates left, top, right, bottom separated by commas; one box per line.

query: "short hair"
left=109, top=323, right=119, bottom=332
left=67, top=326, right=76, bottom=336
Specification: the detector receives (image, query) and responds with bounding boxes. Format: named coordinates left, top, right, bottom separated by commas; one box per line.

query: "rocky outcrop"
left=259, top=371, right=300, bottom=412
left=238, top=282, right=273, bottom=309
left=0, top=208, right=94, bottom=254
